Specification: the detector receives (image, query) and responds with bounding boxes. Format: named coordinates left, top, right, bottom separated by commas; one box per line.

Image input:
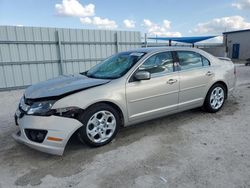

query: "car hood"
left=24, top=74, right=110, bottom=100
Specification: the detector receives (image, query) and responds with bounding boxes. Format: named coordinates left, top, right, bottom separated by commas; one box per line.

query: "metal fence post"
left=144, top=33, right=147, bottom=48
left=56, top=30, right=63, bottom=75
left=115, top=32, right=119, bottom=53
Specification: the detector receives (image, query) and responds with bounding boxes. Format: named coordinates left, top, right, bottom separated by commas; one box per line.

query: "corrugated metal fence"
left=0, top=26, right=141, bottom=90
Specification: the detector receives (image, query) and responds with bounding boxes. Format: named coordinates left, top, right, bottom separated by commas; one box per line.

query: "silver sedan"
left=13, top=47, right=236, bottom=155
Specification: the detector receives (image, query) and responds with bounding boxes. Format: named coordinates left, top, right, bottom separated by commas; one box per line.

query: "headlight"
left=22, top=97, right=83, bottom=119
left=27, top=100, right=56, bottom=115
left=53, top=107, right=83, bottom=119
left=19, top=96, right=30, bottom=112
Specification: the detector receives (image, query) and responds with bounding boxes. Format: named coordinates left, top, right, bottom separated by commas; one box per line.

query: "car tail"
left=217, top=57, right=236, bottom=89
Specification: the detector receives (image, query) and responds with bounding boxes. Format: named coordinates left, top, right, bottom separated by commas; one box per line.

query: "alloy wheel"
left=86, top=110, right=116, bottom=144
left=209, top=86, right=224, bottom=110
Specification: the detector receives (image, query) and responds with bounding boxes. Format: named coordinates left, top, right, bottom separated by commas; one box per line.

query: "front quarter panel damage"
left=52, top=80, right=128, bottom=125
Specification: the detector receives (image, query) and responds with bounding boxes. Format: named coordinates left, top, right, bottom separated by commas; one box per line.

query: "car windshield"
left=86, top=52, right=145, bottom=79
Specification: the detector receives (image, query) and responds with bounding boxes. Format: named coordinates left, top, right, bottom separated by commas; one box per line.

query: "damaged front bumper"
left=13, top=110, right=82, bottom=155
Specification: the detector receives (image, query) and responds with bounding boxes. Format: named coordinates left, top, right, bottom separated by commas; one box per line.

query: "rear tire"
left=78, top=103, right=120, bottom=147
left=203, top=83, right=226, bottom=113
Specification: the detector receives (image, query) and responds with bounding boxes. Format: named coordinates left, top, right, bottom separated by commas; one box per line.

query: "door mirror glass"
left=134, top=71, right=151, bottom=81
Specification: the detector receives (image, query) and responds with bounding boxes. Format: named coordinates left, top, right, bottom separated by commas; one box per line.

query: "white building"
left=223, top=29, right=250, bottom=60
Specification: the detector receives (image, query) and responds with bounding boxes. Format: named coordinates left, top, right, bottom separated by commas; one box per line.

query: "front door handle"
left=167, top=79, right=177, bottom=85
left=206, top=71, right=214, bottom=76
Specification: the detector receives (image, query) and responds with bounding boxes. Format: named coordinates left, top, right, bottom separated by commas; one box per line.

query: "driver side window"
left=139, top=52, right=173, bottom=75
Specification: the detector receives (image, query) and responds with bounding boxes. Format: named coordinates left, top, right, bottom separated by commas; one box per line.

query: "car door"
left=126, top=51, right=179, bottom=121
left=176, top=50, right=213, bottom=109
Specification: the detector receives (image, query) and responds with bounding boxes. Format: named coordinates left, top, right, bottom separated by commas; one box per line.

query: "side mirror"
left=134, top=71, right=151, bottom=81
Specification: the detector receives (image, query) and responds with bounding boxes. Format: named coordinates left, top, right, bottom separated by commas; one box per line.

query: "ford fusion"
left=13, top=47, right=236, bottom=155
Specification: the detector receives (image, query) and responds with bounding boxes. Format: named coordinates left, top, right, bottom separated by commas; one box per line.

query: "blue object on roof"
left=148, top=36, right=217, bottom=44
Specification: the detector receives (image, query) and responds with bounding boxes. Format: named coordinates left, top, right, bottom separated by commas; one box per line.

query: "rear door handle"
left=206, top=71, right=214, bottom=76
left=167, top=79, right=177, bottom=85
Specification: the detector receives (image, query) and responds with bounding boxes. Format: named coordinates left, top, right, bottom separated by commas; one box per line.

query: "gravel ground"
left=0, top=64, right=250, bottom=188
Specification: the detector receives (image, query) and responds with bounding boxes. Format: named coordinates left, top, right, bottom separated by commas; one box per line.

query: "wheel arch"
left=65, top=100, right=125, bottom=150
left=84, top=101, right=125, bottom=127
left=207, top=80, right=228, bottom=99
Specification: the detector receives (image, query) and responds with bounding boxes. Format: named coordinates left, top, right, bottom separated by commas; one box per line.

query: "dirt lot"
left=0, top=64, right=250, bottom=188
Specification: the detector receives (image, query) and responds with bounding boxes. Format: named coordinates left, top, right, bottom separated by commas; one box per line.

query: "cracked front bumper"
left=13, top=112, right=82, bottom=155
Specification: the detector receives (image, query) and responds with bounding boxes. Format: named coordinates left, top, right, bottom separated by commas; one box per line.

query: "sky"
left=0, top=0, right=250, bottom=42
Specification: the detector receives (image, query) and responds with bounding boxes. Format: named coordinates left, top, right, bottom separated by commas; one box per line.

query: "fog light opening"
left=25, top=129, right=47, bottom=143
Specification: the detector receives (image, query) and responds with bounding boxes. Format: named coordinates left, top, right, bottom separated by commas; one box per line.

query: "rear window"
left=177, top=51, right=203, bottom=70
left=176, top=51, right=210, bottom=70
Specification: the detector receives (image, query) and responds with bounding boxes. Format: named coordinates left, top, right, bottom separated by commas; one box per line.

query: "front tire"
left=78, top=103, right=120, bottom=147
left=204, top=83, right=226, bottom=113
